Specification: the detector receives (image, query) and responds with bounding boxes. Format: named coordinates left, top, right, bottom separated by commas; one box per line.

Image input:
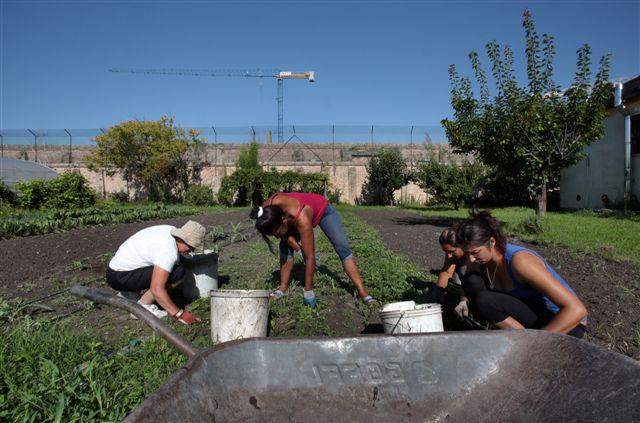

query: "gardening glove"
left=303, top=289, right=317, bottom=308
left=173, top=309, right=199, bottom=325
left=454, top=300, right=469, bottom=319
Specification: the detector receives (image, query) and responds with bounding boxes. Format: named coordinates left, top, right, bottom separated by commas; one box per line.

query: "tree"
left=236, top=140, right=261, bottom=170
left=415, top=160, right=484, bottom=210
left=442, top=10, right=611, bottom=216
left=361, top=148, right=410, bottom=205
left=85, top=117, right=204, bottom=202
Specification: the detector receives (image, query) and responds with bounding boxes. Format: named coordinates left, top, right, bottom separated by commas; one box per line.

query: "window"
left=632, top=114, right=640, bottom=155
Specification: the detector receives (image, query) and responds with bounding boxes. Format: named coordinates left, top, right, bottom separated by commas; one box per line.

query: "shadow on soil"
left=391, top=216, right=465, bottom=228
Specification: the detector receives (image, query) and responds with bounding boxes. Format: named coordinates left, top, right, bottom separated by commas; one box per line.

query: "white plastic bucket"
left=380, top=302, right=444, bottom=334
left=209, top=289, right=270, bottom=344
left=182, top=250, right=218, bottom=298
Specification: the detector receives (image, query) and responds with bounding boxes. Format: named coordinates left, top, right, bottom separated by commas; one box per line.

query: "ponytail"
left=249, top=205, right=284, bottom=255
left=456, top=210, right=506, bottom=252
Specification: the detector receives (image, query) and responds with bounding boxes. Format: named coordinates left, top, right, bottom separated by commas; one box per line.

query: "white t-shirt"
left=109, top=225, right=179, bottom=272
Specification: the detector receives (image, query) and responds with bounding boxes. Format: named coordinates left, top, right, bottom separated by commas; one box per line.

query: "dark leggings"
left=462, top=273, right=585, bottom=339
left=106, top=265, right=186, bottom=292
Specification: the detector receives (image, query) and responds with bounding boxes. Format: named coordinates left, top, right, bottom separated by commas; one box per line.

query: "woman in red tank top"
left=250, top=192, right=375, bottom=308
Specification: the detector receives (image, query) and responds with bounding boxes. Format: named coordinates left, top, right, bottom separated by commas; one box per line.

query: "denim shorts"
left=279, top=204, right=353, bottom=262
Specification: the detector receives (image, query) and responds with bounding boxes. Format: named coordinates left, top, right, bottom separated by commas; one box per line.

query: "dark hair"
left=456, top=210, right=506, bottom=252
left=249, top=205, right=284, bottom=254
left=438, top=227, right=458, bottom=247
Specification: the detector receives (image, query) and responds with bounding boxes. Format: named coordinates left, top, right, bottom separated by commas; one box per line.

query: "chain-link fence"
left=0, top=125, right=450, bottom=165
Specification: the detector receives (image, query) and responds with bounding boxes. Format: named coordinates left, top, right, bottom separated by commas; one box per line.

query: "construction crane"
left=108, top=68, right=315, bottom=143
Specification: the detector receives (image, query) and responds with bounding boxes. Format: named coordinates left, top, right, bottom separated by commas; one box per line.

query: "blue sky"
left=1, top=0, right=638, bottom=135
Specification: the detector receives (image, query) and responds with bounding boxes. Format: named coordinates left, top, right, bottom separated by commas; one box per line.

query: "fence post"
left=27, top=129, right=37, bottom=162
left=64, top=129, right=72, bottom=164
left=212, top=126, right=217, bottom=165
left=332, top=125, right=336, bottom=175
left=410, top=125, right=414, bottom=169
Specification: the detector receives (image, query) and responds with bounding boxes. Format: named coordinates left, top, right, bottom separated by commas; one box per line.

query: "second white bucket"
left=182, top=250, right=218, bottom=299
left=209, top=289, right=270, bottom=344
left=380, top=303, right=444, bottom=334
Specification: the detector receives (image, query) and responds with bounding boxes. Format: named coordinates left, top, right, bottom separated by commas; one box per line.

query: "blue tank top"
left=504, top=244, right=581, bottom=317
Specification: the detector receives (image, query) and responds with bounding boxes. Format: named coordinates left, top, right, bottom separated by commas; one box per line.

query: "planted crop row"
left=0, top=204, right=223, bottom=239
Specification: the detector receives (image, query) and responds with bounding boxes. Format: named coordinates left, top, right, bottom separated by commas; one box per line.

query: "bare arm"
left=511, top=253, right=588, bottom=334
left=149, top=266, right=180, bottom=317
left=437, top=256, right=456, bottom=289
left=296, top=210, right=316, bottom=291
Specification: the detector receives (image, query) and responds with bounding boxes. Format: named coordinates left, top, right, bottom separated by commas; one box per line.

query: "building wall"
left=4, top=142, right=466, bottom=205
left=560, top=112, right=628, bottom=209
left=50, top=161, right=429, bottom=205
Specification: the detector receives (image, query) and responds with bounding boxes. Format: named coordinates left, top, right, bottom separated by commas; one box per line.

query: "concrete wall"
left=560, top=109, right=639, bottom=209
left=24, top=142, right=466, bottom=204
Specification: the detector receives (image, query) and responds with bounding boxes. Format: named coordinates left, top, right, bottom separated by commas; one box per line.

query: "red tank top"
left=267, top=192, right=329, bottom=227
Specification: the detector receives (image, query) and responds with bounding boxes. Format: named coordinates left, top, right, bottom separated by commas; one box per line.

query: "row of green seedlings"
left=0, top=204, right=218, bottom=239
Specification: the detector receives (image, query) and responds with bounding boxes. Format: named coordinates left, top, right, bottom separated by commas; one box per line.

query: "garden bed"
left=355, top=208, right=640, bottom=360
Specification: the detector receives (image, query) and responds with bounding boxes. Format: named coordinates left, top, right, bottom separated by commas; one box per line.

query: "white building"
left=560, top=75, right=640, bottom=209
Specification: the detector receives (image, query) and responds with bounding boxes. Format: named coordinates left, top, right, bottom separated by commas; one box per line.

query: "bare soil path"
left=355, top=208, right=640, bottom=360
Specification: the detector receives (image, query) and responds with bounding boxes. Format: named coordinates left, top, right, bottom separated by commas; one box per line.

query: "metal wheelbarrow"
left=71, top=285, right=640, bottom=422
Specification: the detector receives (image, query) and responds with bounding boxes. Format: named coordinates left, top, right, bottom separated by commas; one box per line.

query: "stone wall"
left=4, top=142, right=469, bottom=204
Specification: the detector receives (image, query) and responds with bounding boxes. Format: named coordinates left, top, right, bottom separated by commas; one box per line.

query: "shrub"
left=361, top=148, right=410, bottom=205
left=85, top=117, right=205, bottom=202
left=16, top=179, right=50, bottom=209
left=16, top=172, right=96, bottom=209
left=109, top=190, right=129, bottom=204
left=415, top=160, right=484, bottom=210
left=0, top=179, right=17, bottom=206
left=218, top=169, right=328, bottom=206
left=184, top=184, right=216, bottom=206
left=45, top=171, right=96, bottom=209
left=326, top=188, right=343, bottom=205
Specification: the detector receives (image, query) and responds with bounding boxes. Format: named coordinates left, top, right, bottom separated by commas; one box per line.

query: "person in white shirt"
left=106, top=220, right=205, bottom=325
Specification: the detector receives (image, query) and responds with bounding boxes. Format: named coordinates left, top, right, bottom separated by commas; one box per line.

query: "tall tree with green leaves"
left=85, top=117, right=204, bottom=202
left=442, top=10, right=611, bottom=216
left=361, top=147, right=410, bottom=205
left=236, top=140, right=261, bottom=170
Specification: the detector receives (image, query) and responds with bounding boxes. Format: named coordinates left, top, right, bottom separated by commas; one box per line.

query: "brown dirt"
left=0, top=211, right=248, bottom=301
left=355, top=209, right=640, bottom=360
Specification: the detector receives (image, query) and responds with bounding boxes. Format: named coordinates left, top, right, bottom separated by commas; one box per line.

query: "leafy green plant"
left=236, top=140, right=261, bottom=170
left=415, top=159, right=484, bottom=210
left=0, top=320, right=184, bottom=422
left=361, top=147, right=410, bottom=205
left=108, top=190, right=129, bottom=204
left=0, top=203, right=223, bottom=239
left=184, top=184, right=216, bottom=206
left=45, top=171, right=97, bottom=209
left=218, top=169, right=328, bottom=206
left=85, top=116, right=205, bottom=202
left=16, top=178, right=50, bottom=209
left=442, top=9, right=611, bottom=215
left=15, top=172, right=96, bottom=209
left=0, top=179, right=17, bottom=206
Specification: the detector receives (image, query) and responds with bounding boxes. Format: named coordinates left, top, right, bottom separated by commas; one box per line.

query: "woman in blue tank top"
left=454, top=211, right=587, bottom=338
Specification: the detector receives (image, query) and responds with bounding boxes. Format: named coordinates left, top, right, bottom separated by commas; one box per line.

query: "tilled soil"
left=355, top=209, right=640, bottom=360
left=0, top=211, right=249, bottom=301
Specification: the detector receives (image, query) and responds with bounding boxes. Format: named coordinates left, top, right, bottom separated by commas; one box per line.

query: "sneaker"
left=137, top=301, right=168, bottom=319
left=361, top=295, right=377, bottom=305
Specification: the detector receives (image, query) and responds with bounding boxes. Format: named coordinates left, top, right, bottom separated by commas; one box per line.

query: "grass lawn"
left=354, top=205, right=640, bottom=265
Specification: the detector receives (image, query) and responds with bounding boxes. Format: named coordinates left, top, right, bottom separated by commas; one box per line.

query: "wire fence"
left=0, top=124, right=450, bottom=165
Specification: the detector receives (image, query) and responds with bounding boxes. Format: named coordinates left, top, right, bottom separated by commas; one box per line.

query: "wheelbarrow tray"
left=126, top=330, right=640, bottom=422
